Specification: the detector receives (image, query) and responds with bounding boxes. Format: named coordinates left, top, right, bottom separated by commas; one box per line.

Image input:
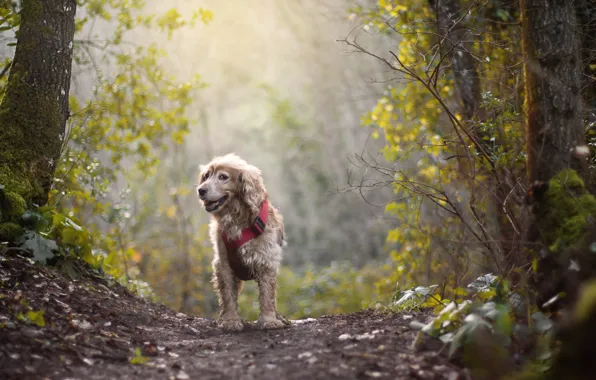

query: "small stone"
left=176, top=371, right=190, bottom=379
left=185, top=325, right=200, bottom=335
left=78, top=320, right=92, bottom=330
left=4, top=321, right=16, bottom=329
left=21, top=327, right=43, bottom=338
left=298, top=352, right=313, bottom=359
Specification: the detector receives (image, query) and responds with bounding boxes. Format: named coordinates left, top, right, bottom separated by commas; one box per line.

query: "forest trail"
left=0, top=251, right=464, bottom=380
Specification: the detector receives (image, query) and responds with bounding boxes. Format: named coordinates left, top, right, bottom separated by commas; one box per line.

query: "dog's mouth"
left=204, top=195, right=229, bottom=212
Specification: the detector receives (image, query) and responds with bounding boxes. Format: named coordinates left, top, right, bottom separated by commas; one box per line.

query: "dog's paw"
left=258, top=317, right=287, bottom=330
left=218, top=317, right=244, bottom=332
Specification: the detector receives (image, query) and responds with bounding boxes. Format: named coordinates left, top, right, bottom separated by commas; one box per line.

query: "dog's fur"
left=197, top=154, right=287, bottom=331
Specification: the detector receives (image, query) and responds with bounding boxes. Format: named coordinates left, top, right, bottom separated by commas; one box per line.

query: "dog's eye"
left=203, top=172, right=210, bottom=181
left=219, top=173, right=229, bottom=181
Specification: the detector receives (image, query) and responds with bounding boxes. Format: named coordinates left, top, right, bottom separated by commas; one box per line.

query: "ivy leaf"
left=394, top=285, right=438, bottom=307
left=16, top=231, right=58, bottom=265
left=20, top=211, right=48, bottom=231
left=467, top=273, right=498, bottom=292
left=531, top=312, right=553, bottom=334
left=449, top=314, right=492, bottom=358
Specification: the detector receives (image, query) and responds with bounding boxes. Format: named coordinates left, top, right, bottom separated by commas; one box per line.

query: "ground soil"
left=0, top=250, right=466, bottom=380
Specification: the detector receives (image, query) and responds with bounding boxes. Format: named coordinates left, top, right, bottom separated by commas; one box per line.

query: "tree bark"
left=576, top=0, right=596, bottom=191
left=521, top=0, right=584, bottom=184
left=0, top=0, right=77, bottom=207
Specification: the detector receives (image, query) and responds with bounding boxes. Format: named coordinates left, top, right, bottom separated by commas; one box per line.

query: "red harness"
left=221, top=199, right=269, bottom=281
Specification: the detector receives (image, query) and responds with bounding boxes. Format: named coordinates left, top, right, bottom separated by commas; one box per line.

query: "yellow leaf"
left=166, top=205, right=177, bottom=219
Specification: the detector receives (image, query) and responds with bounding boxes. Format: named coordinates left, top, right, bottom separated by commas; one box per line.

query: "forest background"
left=1, top=0, right=595, bottom=337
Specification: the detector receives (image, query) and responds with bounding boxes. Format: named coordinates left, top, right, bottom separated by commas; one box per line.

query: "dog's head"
left=197, top=153, right=266, bottom=214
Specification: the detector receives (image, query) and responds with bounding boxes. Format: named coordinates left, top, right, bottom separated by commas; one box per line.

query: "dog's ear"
left=239, top=165, right=266, bottom=208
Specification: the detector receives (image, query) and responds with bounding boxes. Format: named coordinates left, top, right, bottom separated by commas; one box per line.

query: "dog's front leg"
left=212, top=259, right=244, bottom=332
left=257, top=270, right=285, bottom=329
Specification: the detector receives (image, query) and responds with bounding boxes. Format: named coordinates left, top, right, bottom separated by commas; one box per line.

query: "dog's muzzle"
left=204, top=195, right=228, bottom=212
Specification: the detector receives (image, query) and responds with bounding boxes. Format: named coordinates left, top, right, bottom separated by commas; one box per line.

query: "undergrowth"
left=392, top=273, right=560, bottom=379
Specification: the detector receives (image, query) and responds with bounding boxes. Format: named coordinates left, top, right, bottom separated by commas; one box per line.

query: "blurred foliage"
left=406, top=274, right=556, bottom=380
left=238, top=262, right=387, bottom=320
left=351, top=0, right=525, bottom=302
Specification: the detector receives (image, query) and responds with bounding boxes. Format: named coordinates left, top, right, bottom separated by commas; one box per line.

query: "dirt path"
left=0, top=251, right=464, bottom=380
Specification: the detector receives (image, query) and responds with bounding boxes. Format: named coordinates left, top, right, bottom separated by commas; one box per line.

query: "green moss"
left=0, top=222, right=24, bottom=242
left=0, top=164, right=34, bottom=198
left=540, top=169, right=596, bottom=252
left=3, top=191, right=26, bottom=219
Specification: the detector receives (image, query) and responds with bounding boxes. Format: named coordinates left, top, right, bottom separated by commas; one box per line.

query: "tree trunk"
left=521, top=0, right=589, bottom=306
left=576, top=0, right=596, bottom=192
left=430, top=0, right=483, bottom=121
left=522, top=0, right=584, bottom=184
left=0, top=0, right=76, bottom=209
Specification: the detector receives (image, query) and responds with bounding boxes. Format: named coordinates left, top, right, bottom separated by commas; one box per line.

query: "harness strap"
left=221, top=199, right=269, bottom=281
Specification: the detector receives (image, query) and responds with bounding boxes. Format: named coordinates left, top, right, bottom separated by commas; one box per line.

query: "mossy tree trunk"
left=520, top=0, right=589, bottom=304
left=0, top=0, right=76, bottom=210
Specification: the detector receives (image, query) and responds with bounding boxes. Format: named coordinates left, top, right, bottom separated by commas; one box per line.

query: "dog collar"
left=221, top=198, right=269, bottom=252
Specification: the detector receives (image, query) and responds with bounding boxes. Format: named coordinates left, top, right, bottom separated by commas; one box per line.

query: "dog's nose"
left=198, top=188, right=207, bottom=197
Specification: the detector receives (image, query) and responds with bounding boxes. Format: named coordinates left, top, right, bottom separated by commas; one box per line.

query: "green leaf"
left=130, top=347, right=149, bottom=365
left=20, top=211, right=48, bottom=231
left=394, top=284, right=438, bottom=307
left=449, top=314, right=492, bottom=358
left=27, top=310, right=46, bottom=327
left=531, top=312, right=553, bottom=334
left=467, top=273, right=498, bottom=292
left=16, top=231, right=58, bottom=265
left=17, top=310, right=46, bottom=327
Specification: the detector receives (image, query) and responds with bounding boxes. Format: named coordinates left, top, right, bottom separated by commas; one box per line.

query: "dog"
left=197, top=153, right=289, bottom=331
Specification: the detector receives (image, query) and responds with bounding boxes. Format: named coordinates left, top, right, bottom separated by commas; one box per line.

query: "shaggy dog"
left=197, top=154, right=288, bottom=331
